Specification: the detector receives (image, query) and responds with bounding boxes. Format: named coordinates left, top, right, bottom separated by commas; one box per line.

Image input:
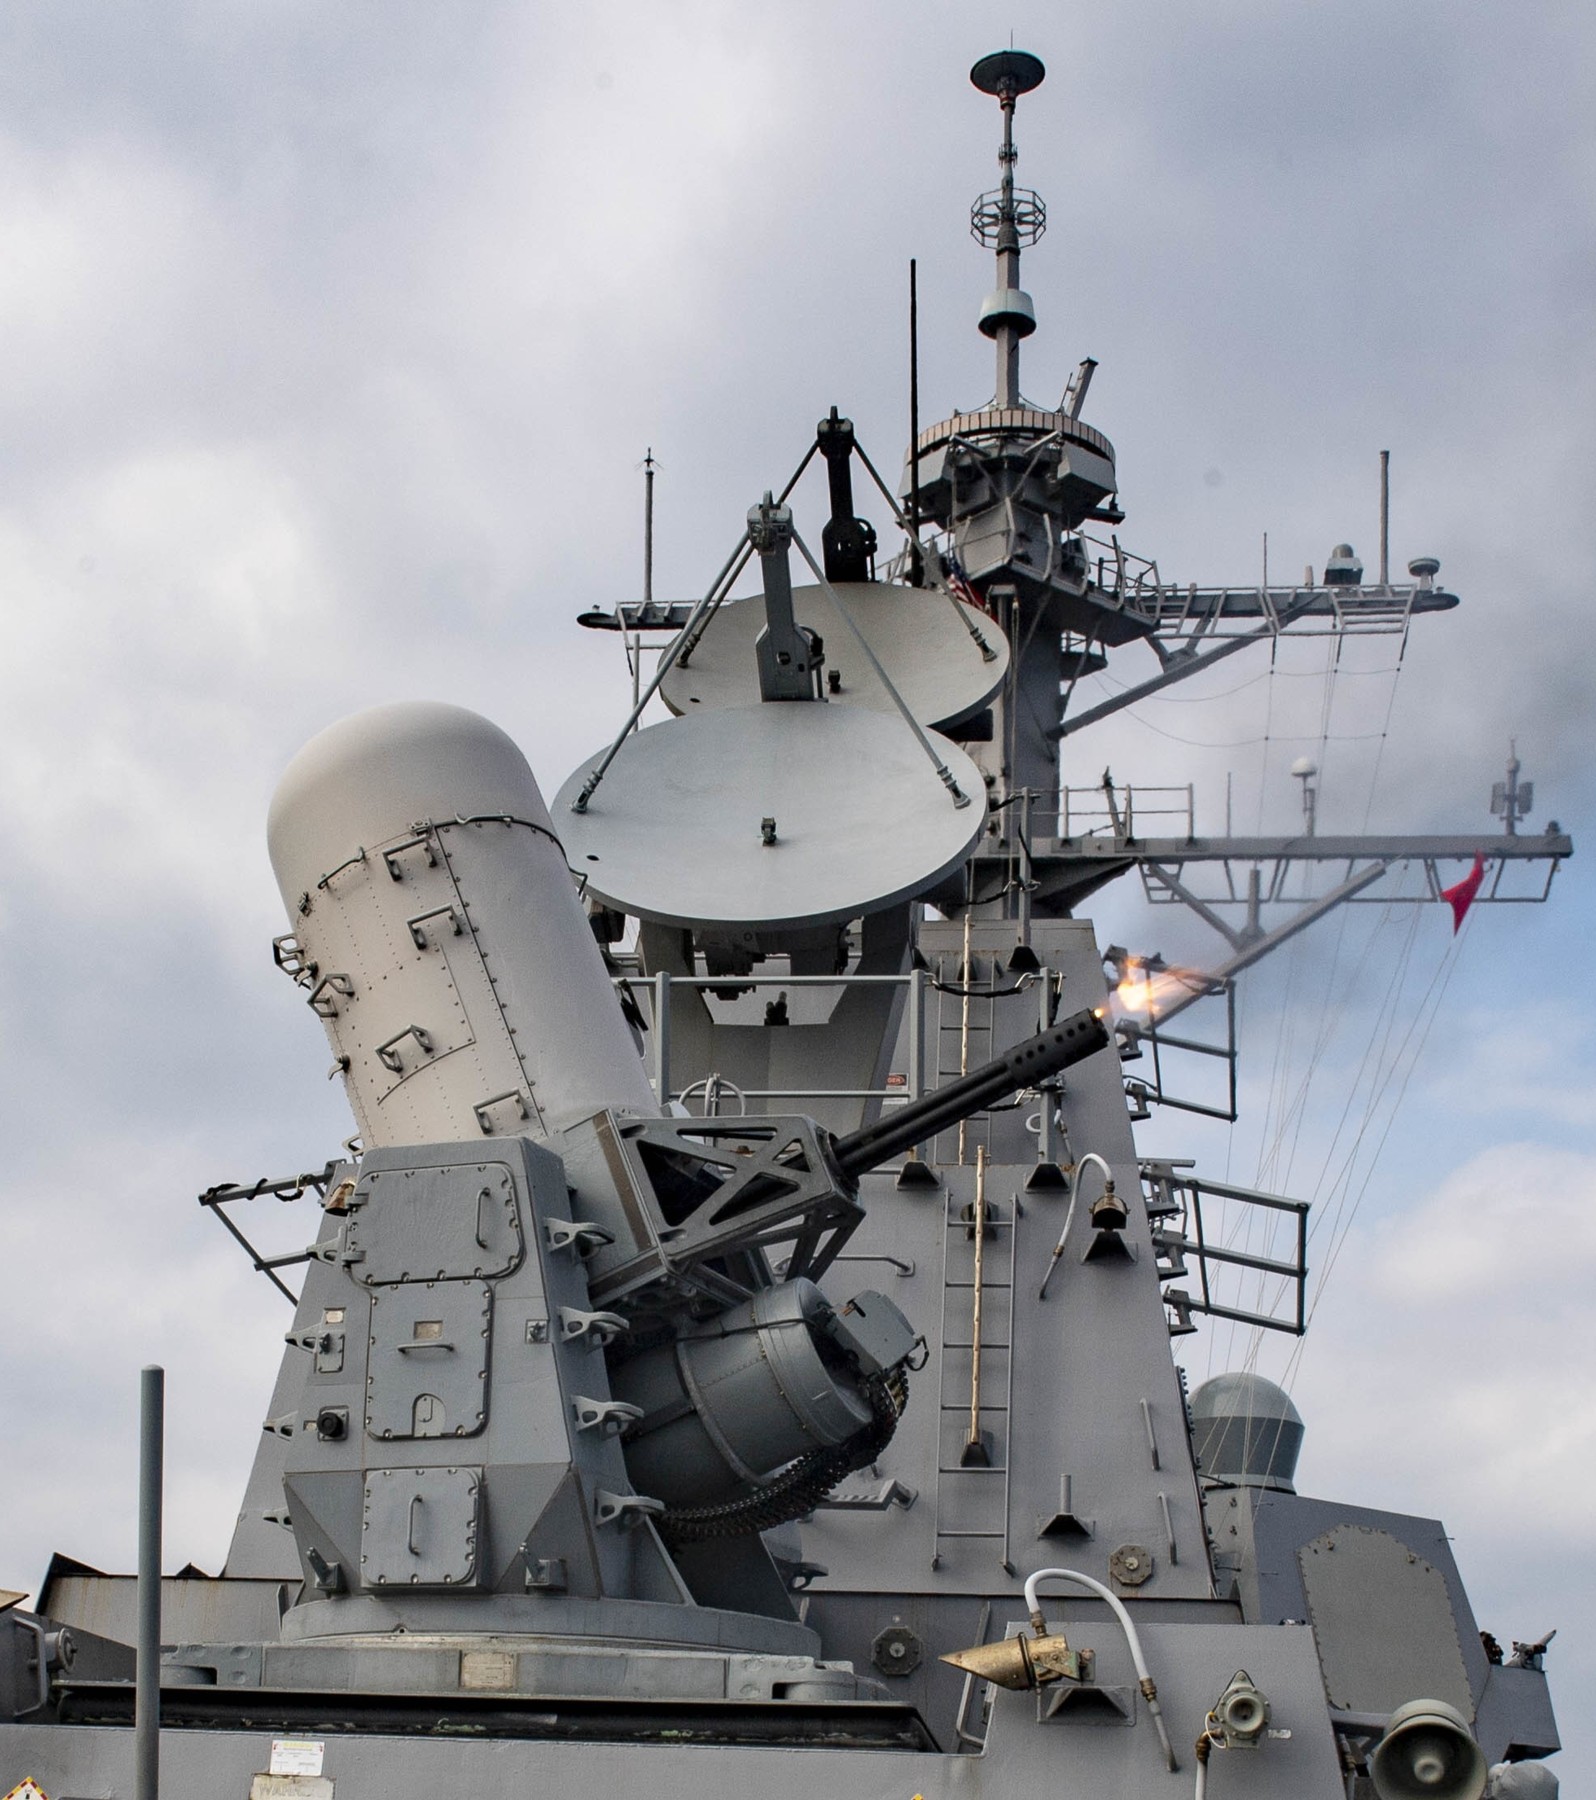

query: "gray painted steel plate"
left=1298, top=1524, right=1473, bottom=1716
left=555, top=705, right=986, bottom=929
left=656, top=583, right=1008, bottom=730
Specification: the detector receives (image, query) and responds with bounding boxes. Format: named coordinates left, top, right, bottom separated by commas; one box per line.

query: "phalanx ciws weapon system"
left=0, top=45, right=1567, bottom=1800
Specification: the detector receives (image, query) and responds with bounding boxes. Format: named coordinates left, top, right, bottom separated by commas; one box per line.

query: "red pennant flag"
left=1440, top=852, right=1486, bottom=933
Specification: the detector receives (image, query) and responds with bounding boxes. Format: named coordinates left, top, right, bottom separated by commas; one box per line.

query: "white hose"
left=1038, top=1151, right=1114, bottom=1300
left=1023, top=1566, right=1180, bottom=1772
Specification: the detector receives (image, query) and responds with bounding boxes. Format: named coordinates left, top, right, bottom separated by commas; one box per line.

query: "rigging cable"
left=1286, top=917, right=1470, bottom=1369
left=1192, top=636, right=1410, bottom=1371
left=1236, top=635, right=1409, bottom=1353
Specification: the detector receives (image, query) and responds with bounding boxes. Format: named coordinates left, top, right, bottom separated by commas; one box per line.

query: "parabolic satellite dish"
left=657, top=582, right=1008, bottom=731
left=555, top=704, right=988, bottom=931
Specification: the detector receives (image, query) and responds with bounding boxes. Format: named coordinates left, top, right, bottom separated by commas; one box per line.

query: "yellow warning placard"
left=2, top=1779, right=50, bottom=1800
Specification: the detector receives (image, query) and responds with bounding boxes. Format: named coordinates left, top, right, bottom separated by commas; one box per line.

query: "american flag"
left=941, top=552, right=993, bottom=616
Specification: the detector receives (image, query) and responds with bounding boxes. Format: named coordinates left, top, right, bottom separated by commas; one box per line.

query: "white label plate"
left=269, top=1740, right=325, bottom=1776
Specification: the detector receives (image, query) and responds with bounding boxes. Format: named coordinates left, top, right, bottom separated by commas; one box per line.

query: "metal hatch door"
left=344, top=1161, right=524, bottom=1283
left=366, top=1280, right=492, bottom=1442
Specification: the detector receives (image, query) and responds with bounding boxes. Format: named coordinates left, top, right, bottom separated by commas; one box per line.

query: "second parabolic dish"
left=555, top=704, right=987, bottom=930
left=657, top=581, right=1008, bottom=730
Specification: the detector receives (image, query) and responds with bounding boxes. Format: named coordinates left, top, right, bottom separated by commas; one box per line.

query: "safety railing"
left=1141, top=1161, right=1309, bottom=1338
left=1056, top=783, right=1195, bottom=843
left=618, top=969, right=929, bottom=1111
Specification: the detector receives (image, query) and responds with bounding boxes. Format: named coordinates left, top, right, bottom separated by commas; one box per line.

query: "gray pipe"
left=135, top=1364, right=163, bottom=1800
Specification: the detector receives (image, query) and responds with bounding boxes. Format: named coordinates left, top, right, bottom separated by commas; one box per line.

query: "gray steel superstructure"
left=0, top=48, right=1568, bottom=1800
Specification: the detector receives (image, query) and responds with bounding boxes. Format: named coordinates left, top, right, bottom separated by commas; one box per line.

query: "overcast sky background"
left=1, top=0, right=1591, bottom=1780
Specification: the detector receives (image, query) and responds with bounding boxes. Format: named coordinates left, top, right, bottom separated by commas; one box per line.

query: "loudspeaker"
left=1370, top=1699, right=1487, bottom=1800
left=1213, top=1669, right=1270, bottom=1747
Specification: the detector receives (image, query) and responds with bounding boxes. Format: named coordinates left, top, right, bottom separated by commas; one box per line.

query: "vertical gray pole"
left=630, top=449, right=656, bottom=727
left=908, top=259, right=922, bottom=585
left=1379, top=450, right=1390, bottom=587
left=135, top=1364, right=164, bottom=1800
left=643, top=449, right=655, bottom=611
left=653, top=970, right=672, bottom=1105
left=907, top=967, right=925, bottom=1104
left=993, top=94, right=1021, bottom=408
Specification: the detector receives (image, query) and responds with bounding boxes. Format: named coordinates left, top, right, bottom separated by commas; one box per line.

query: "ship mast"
left=906, top=51, right=1121, bottom=876
left=971, top=50, right=1046, bottom=408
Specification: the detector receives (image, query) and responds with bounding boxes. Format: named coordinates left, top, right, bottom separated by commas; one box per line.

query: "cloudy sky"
left=1, top=0, right=1591, bottom=1780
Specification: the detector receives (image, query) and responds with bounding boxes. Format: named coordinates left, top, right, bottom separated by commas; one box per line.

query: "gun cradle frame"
left=576, top=1113, right=863, bottom=1314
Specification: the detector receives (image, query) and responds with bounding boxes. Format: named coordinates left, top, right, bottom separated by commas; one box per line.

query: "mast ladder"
left=929, top=1173, right=1018, bottom=1573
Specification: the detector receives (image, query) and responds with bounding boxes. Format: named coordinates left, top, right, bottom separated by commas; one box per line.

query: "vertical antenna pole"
left=1379, top=450, right=1390, bottom=587
left=909, top=260, right=923, bottom=584
left=632, top=450, right=657, bottom=724
left=135, top=1364, right=164, bottom=1800
left=1262, top=530, right=1268, bottom=593
left=995, top=88, right=1020, bottom=408
left=969, top=50, right=1046, bottom=410
left=643, top=449, right=655, bottom=611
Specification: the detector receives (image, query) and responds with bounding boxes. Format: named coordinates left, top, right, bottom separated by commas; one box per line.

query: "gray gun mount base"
left=0, top=1621, right=1348, bottom=1796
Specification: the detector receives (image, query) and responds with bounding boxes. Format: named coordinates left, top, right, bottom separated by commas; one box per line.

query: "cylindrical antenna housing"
left=268, top=701, right=659, bottom=1147
left=1189, top=1372, right=1304, bottom=1492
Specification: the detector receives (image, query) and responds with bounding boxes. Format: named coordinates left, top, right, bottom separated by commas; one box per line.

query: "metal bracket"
left=383, top=834, right=437, bottom=880
left=376, top=1024, right=434, bottom=1073
left=544, top=1218, right=615, bottom=1258
left=9, top=1615, right=51, bottom=1717
left=571, top=1395, right=645, bottom=1437
left=305, top=1545, right=345, bottom=1594
left=272, top=934, right=318, bottom=987
left=522, top=1553, right=568, bottom=1592
left=815, top=1477, right=918, bottom=1511
left=1041, top=1682, right=1136, bottom=1724
left=308, top=972, right=355, bottom=1018
left=474, top=1088, right=530, bottom=1135
left=311, top=1231, right=360, bottom=1267
left=407, top=905, right=462, bottom=948
left=558, top=1307, right=629, bottom=1348
left=1037, top=1475, right=1093, bottom=1539
left=593, top=1490, right=666, bottom=1532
